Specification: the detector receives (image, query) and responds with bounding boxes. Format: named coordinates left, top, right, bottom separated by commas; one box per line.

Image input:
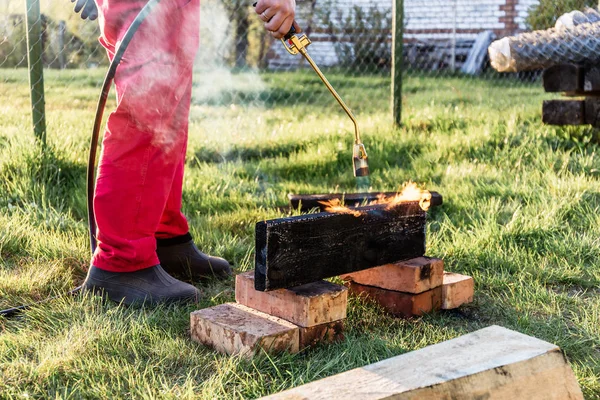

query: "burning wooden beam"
left=288, top=192, right=443, bottom=213
left=255, top=201, right=428, bottom=291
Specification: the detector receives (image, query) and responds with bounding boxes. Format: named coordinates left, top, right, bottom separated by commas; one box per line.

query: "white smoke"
left=196, top=0, right=232, bottom=69
left=193, top=0, right=266, bottom=106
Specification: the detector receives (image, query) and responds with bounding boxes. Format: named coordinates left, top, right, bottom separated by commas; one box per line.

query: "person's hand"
left=71, top=0, right=98, bottom=21
left=254, top=0, right=301, bottom=39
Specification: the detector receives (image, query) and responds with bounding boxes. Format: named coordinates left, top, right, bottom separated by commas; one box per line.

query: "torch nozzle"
left=353, top=143, right=369, bottom=177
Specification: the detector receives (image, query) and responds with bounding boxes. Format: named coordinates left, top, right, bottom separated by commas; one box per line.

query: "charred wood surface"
left=543, top=64, right=600, bottom=94
left=543, top=98, right=600, bottom=127
left=255, top=202, right=427, bottom=291
left=584, top=98, right=600, bottom=126
left=542, top=100, right=585, bottom=125
left=288, top=192, right=443, bottom=213
left=543, top=64, right=583, bottom=93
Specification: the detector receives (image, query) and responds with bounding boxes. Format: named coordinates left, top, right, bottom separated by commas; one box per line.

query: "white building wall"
left=404, top=0, right=506, bottom=36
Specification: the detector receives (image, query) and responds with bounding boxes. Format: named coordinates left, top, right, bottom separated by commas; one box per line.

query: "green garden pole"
left=25, top=0, right=47, bottom=145
left=391, top=0, right=403, bottom=127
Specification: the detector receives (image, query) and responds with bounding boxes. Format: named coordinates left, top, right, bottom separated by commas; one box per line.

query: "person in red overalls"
left=72, top=0, right=300, bottom=305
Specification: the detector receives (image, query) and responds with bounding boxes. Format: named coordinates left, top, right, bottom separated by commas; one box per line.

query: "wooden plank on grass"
left=255, top=202, right=426, bottom=291
left=261, top=325, right=584, bottom=400
left=542, top=100, right=585, bottom=125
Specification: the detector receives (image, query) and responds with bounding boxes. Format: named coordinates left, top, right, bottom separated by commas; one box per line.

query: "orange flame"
left=319, top=198, right=363, bottom=217
left=379, top=181, right=432, bottom=211
left=320, top=182, right=432, bottom=216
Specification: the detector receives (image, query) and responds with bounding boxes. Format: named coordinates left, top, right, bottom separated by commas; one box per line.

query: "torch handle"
left=253, top=2, right=297, bottom=40
left=283, top=24, right=296, bottom=40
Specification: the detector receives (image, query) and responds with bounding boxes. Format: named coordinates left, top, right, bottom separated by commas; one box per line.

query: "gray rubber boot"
left=83, top=264, right=200, bottom=306
left=156, top=234, right=232, bottom=282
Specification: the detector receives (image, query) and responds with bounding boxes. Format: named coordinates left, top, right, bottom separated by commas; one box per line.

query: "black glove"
left=71, top=0, right=98, bottom=21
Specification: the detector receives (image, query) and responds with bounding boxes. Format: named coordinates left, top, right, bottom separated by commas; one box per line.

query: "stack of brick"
left=190, top=271, right=348, bottom=358
left=340, top=257, right=474, bottom=318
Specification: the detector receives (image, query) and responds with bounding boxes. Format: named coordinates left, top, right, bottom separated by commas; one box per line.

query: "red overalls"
left=92, top=0, right=199, bottom=272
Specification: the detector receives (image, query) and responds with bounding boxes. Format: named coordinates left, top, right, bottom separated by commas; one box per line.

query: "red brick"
left=340, top=257, right=444, bottom=294
left=190, top=303, right=299, bottom=358
left=442, top=272, right=474, bottom=310
left=235, top=271, right=347, bottom=327
left=299, top=320, right=345, bottom=349
left=347, top=282, right=442, bottom=318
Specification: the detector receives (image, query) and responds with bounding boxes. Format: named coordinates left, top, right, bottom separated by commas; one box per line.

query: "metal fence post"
left=451, top=0, right=457, bottom=72
left=25, top=0, right=47, bottom=145
left=391, top=0, right=403, bottom=127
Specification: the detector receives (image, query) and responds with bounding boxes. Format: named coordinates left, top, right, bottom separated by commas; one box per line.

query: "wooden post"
left=391, top=0, right=403, bottom=127
left=451, top=0, right=457, bottom=72
left=58, top=20, right=66, bottom=70
left=25, top=0, right=47, bottom=145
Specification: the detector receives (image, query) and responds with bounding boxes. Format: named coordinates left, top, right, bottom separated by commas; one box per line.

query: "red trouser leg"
left=155, top=86, right=191, bottom=240
left=92, top=0, right=199, bottom=272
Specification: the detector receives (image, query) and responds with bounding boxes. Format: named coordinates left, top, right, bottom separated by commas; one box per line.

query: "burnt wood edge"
left=288, top=191, right=443, bottom=213
left=254, top=220, right=268, bottom=291
left=264, top=201, right=424, bottom=226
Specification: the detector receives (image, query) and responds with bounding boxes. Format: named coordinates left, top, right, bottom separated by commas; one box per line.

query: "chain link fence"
left=1, top=0, right=597, bottom=140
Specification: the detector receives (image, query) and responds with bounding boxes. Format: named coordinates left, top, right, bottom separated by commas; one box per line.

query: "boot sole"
left=83, top=280, right=199, bottom=307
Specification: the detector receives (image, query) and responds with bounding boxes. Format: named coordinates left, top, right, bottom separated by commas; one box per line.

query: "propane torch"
left=280, top=27, right=370, bottom=178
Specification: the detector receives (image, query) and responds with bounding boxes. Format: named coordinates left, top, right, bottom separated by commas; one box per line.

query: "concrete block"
left=442, top=272, right=474, bottom=310
left=190, top=303, right=299, bottom=357
left=235, top=271, right=347, bottom=327
left=347, top=282, right=442, bottom=318
left=340, top=257, right=444, bottom=294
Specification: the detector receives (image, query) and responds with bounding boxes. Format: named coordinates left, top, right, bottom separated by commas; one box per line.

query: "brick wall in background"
left=267, top=0, right=540, bottom=69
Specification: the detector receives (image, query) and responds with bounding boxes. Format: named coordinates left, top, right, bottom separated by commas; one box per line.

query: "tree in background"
left=221, top=0, right=251, bottom=67
left=319, top=3, right=392, bottom=72
left=0, top=0, right=104, bottom=68
left=526, top=0, right=598, bottom=30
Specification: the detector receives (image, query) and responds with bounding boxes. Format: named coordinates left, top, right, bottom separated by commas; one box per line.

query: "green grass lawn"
left=1, top=68, right=599, bottom=398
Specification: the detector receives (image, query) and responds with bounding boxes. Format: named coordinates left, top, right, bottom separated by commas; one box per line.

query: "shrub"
left=526, top=0, right=598, bottom=30
left=319, top=3, right=392, bottom=71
